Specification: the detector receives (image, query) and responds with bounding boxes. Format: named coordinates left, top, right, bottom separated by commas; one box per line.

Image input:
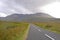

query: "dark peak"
left=12, top=13, right=33, bottom=15
left=7, top=14, right=25, bottom=17
left=35, top=12, right=49, bottom=15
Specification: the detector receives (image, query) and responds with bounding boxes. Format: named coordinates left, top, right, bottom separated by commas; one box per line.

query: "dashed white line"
left=32, top=24, right=55, bottom=40
left=38, top=29, right=41, bottom=32
left=32, top=26, right=41, bottom=32
left=45, top=34, right=55, bottom=40
left=33, top=26, right=38, bottom=29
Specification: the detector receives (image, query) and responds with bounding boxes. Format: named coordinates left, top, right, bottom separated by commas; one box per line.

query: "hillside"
left=0, top=13, right=60, bottom=22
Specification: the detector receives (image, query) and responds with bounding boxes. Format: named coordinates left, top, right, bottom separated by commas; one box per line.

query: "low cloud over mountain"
left=0, top=13, right=60, bottom=22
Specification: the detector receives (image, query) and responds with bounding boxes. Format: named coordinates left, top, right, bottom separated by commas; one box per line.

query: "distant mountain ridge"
left=0, top=13, right=60, bottom=22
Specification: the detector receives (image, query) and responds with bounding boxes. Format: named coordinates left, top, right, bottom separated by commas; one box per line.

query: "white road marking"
left=33, top=26, right=37, bottom=29
left=32, top=25, right=41, bottom=32
left=31, top=24, right=55, bottom=40
left=45, top=34, right=55, bottom=40
left=38, top=29, right=41, bottom=32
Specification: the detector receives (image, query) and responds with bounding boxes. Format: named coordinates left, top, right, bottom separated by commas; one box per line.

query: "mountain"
left=0, top=13, right=60, bottom=22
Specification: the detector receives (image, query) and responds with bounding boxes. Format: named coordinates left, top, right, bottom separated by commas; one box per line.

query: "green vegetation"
left=0, top=21, right=29, bottom=40
left=33, top=22, right=60, bottom=34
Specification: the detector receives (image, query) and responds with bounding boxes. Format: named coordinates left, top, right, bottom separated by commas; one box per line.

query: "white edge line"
left=45, top=34, right=55, bottom=40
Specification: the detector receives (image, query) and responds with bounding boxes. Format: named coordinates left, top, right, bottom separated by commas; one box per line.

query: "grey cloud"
left=0, top=0, right=32, bottom=15
left=0, top=0, right=56, bottom=15
left=15, top=0, right=56, bottom=12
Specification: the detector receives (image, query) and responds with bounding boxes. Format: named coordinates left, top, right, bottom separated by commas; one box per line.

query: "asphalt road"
left=27, top=24, right=60, bottom=40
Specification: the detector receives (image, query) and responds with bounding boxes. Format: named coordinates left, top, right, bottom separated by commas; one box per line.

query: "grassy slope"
left=0, top=21, right=29, bottom=40
left=33, top=22, right=60, bottom=34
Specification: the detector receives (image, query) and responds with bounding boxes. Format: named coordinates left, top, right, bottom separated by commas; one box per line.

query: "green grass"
left=33, top=22, right=60, bottom=34
left=0, top=21, right=29, bottom=40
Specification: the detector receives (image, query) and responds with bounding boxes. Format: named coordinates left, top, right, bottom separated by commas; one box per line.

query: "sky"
left=38, top=1, right=60, bottom=18
left=0, top=0, right=60, bottom=18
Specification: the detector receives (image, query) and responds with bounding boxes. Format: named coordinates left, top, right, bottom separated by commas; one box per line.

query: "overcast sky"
left=0, top=0, right=56, bottom=15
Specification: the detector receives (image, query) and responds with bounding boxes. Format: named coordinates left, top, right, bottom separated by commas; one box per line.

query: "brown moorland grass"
left=33, top=22, right=60, bottom=34
left=0, top=21, right=29, bottom=40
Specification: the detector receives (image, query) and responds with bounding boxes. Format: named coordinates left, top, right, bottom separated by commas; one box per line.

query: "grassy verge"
left=33, top=22, right=60, bottom=34
left=23, top=24, right=30, bottom=40
left=0, top=21, right=29, bottom=40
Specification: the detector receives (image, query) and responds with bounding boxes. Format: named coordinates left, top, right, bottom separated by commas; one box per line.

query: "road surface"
left=27, top=24, right=60, bottom=40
